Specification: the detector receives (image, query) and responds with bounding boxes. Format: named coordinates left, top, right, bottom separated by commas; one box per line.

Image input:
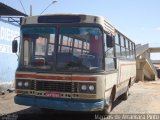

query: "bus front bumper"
left=14, top=95, right=105, bottom=112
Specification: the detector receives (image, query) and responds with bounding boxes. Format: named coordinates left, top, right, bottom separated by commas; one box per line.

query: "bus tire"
left=120, top=86, right=129, bottom=100
left=102, top=100, right=112, bottom=115
left=102, top=86, right=116, bottom=114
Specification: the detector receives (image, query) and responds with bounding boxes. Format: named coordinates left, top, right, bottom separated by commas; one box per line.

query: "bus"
left=12, top=14, right=136, bottom=114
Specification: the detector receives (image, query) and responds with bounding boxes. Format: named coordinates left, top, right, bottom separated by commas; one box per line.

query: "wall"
left=0, top=19, right=20, bottom=92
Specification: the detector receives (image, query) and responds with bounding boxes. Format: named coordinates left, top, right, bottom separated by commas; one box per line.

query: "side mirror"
left=106, top=35, right=114, bottom=48
left=12, top=40, right=18, bottom=53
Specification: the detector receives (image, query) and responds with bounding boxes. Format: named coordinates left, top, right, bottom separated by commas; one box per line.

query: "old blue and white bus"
left=12, top=14, right=136, bottom=114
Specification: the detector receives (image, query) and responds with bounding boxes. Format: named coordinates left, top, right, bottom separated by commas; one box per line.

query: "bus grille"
left=35, top=81, right=78, bottom=93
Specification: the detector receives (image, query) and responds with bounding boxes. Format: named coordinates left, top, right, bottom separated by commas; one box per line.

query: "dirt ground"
left=111, top=80, right=160, bottom=114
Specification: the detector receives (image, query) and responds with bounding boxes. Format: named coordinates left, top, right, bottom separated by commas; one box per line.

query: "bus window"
left=104, top=33, right=107, bottom=51
left=120, top=35, right=125, bottom=47
left=128, top=41, right=133, bottom=59
left=58, top=35, right=73, bottom=53
left=105, top=57, right=115, bottom=71
left=90, top=35, right=103, bottom=56
left=57, top=27, right=103, bottom=71
left=130, top=42, right=135, bottom=59
left=115, top=33, right=119, bottom=44
left=48, top=44, right=54, bottom=55
left=35, top=37, right=47, bottom=56
left=124, top=38, right=126, bottom=48
left=50, top=34, right=55, bottom=44
left=125, top=39, right=129, bottom=49
left=115, top=45, right=121, bottom=57
left=24, top=39, right=29, bottom=65
left=126, top=48, right=130, bottom=59
left=132, top=43, right=135, bottom=59
left=78, top=40, right=82, bottom=48
left=104, top=33, right=114, bottom=58
left=104, top=33, right=115, bottom=71
left=48, top=34, right=55, bottom=55
left=120, top=36, right=126, bottom=57
left=121, top=47, right=126, bottom=57
left=82, top=40, right=90, bottom=53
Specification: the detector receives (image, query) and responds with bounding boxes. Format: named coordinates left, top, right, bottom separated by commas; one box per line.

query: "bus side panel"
left=104, top=72, right=118, bottom=103
left=117, top=60, right=136, bottom=95
left=130, top=61, right=136, bottom=85
left=96, top=75, right=106, bottom=99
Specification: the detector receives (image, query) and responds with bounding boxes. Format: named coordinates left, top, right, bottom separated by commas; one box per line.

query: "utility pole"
left=30, top=5, right=32, bottom=16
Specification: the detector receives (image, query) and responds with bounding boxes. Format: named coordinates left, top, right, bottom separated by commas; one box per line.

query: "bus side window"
left=104, top=33, right=115, bottom=71
left=115, top=33, right=121, bottom=57
left=120, top=36, right=126, bottom=57
left=131, top=43, right=135, bottom=59
left=133, top=43, right=136, bottom=59
left=126, top=39, right=130, bottom=59
left=129, top=41, right=133, bottom=59
left=24, top=39, right=29, bottom=65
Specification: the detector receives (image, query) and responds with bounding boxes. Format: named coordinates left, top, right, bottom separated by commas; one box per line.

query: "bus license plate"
left=46, top=92, right=60, bottom=98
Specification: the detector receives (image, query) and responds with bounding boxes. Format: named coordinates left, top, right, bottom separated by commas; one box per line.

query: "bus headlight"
left=16, top=80, right=31, bottom=89
left=81, top=85, right=87, bottom=91
left=18, top=81, right=23, bottom=87
left=89, top=85, right=95, bottom=91
left=79, top=83, right=96, bottom=94
left=24, top=81, right=29, bottom=87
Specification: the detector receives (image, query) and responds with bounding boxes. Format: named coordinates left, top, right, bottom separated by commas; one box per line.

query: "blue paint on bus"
left=15, top=95, right=105, bottom=111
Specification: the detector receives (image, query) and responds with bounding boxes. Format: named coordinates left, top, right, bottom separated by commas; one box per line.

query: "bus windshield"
left=20, top=26, right=103, bottom=72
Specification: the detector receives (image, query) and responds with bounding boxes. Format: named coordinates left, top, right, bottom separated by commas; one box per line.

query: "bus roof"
left=21, top=13, right=135, bottom=43
left=22, top=13, right=115, bottom=34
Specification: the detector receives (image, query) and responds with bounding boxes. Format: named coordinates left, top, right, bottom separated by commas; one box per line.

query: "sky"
left=1, top=0, right=160, bottom=60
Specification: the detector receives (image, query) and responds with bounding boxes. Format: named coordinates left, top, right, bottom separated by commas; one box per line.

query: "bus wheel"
left=102, top=100, right=112, bottom=115
left=120, top=86, right=129, bottom=100
left=102, top=86, right=115, bottom=114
